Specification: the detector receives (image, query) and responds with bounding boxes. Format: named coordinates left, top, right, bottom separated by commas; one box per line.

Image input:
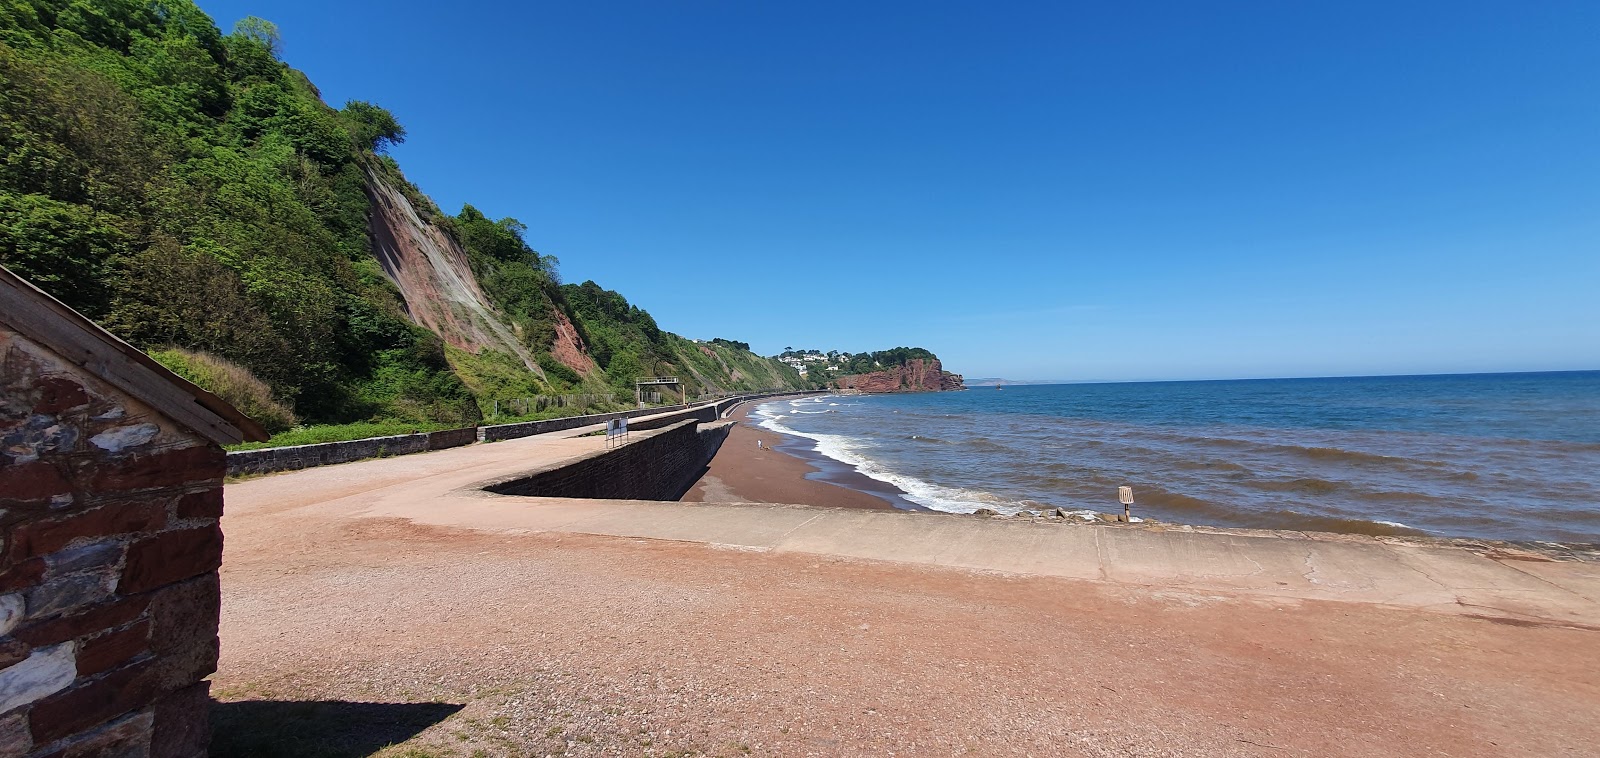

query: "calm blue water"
left=755, top=372, right=1600, bottom=543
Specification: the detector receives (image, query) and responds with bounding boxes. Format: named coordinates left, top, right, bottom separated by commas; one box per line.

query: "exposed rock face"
left=365, top=172, right=541, bottom=374
left=834, top=359, right=965, bottom=393
left=549, top=308, right=598, bottom=376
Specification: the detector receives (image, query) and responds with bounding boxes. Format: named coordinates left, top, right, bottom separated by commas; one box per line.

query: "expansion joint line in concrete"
left=1092, top=527, right=1108, bottom=582
left=1489, top=558, right=1600, bottom=604
left=773, top=513, right=824, bottom=545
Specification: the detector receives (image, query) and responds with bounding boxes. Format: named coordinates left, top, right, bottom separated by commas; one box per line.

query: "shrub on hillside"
left=537, top=353, right=582, bottom=387
left=149, top=347, right=299, bottom=433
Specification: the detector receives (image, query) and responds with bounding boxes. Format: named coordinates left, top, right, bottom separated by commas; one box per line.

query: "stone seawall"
left=486, top=419, right=733, bottom=501
left=426, top=427, right=478, bottom=450
left=478, top=405, right=692, bottom=443
left=477, top=391, right=813, bottom=442
left=226, top=391, right=816, bottom=478
left=226, top=426, right=477, bottom=477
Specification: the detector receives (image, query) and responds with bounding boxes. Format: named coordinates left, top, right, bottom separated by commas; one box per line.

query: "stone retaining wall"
left=226, top=433, right=429, bottom=478
left=425, top=427, right=478, bottom=451
left=226, top=392, right=817, bottom=477
left=477, top=390, right=811, bottom=442
left=478, top=405, right=689, bottom=443
left=486, top=419, right=734, bottom=501
left=1, top=327, right=224, bottom=757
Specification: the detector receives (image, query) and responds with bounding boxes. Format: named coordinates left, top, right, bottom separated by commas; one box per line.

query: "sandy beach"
left=200, top=407, right=1600, bottom=756
left=681, top=399, right=916, bottom=510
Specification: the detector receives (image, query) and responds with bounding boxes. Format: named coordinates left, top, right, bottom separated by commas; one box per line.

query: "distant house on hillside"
left=0, top=264, right=267, bottom=757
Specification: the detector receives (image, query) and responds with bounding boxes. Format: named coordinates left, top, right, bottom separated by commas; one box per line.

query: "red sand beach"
left=681, top=400, right=908, bottom=510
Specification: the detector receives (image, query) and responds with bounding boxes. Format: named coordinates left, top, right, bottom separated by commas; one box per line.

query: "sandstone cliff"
left=366, top=172, right=545, bottom=377
left=834, top=359, right=965, bottom=393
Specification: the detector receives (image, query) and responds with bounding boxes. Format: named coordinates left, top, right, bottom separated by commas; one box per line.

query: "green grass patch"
left=225, top=421, right=463, bottom=451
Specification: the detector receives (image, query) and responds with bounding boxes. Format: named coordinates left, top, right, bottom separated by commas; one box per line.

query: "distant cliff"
left=834, top=358, right=965, bottom=393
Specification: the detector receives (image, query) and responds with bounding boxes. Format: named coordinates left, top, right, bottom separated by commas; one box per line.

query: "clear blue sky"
left=198, top=0, right=1599, bottom=381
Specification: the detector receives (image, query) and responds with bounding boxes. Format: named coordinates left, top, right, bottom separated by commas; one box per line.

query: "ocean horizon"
left=755, top=370, right=1600, bottom=544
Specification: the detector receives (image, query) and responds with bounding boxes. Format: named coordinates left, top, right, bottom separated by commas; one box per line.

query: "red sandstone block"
left=13, top=595, right=150, bottom=647
left=147, top=635, right=218, bottom=690
left=28, top=658, right=156, bottom=744
left=91, top=446, right=224, bottom=493
left=174, top=489, right=222, bottom=520
left=147, top=574, right=219, bottom=654
left=151, top=682, right=210, bottom=758
left=8, top=499, right=167, bottom=561
left=76, top=620, right=151, bottom=676
left=119, top=526, right=222, bottom=595
left=0, top=557, right=46, bottom=592
left=32, top=377, right=88, bottom=414
left=0, top=461, right=72, bottom=502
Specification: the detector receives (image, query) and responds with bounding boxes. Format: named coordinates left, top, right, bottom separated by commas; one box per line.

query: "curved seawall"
left=485, top=419, right=733, bottom=501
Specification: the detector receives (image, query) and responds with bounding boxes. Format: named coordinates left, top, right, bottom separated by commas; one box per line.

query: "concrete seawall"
left=228, top=429, right=442, bottom=477
left=485, top=419, right=733, bottom=501
left=227, top=391, right=816, bottom=477
left=478, top=391, right=807, bottom=442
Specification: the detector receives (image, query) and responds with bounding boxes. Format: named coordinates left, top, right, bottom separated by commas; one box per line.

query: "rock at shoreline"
left=832, top=359, right=965, bottom=393
left=973, top=508, right=999, bottom=517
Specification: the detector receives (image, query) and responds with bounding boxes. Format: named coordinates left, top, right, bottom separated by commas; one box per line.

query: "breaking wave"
left=749, top=372, right=1600, bottom=542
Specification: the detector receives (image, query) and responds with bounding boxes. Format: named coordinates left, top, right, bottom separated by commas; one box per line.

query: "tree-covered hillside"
left=777, top=347, right=941, bottom=387
left=562, top=281, right=805, bottom=397
left=0, top=0, right=803, bottom=435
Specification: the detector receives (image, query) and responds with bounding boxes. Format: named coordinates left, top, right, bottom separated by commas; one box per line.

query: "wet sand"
left=681, top=400, right=921, bottom=510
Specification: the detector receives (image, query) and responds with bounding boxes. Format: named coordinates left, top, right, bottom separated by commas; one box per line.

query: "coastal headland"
left=215, top=399, right=1600, bottom=756
left=832, top=357, right=965, bottom=393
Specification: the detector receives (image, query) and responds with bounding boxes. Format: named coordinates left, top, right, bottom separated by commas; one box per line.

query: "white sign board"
left=1117, top=486, right=1134, bottom=505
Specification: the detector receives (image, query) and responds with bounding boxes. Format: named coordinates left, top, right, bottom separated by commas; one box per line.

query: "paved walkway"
left=226, top=406, right=1600, bottom=629
left=218, top=406, right=1600, bottom=756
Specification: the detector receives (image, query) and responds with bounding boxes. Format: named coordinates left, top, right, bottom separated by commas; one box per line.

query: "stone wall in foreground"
left=486, top=419, right=733, bottom=501
left=0, top=328, right=222, bottom=757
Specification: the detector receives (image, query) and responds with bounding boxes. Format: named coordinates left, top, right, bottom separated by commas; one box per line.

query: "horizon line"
left=963, top=368, right=1600, bottom=387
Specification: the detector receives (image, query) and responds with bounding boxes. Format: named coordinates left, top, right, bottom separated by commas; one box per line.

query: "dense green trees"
left=561, top=280, right=668, bottom=392
left=778, top=346, right=941, bottom=387
left=0, top=0, right=474, bottom=424
left=0, top=0, right=803, bottom=432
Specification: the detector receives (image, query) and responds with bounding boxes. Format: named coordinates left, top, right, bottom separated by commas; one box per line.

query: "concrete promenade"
left=226, top=404, right=1600, bottom=629
left=216, top=403, right=1600, bottom=756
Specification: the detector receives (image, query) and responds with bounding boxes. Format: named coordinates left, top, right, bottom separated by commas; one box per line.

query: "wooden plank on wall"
left=0, top=272, right=252, bottom=445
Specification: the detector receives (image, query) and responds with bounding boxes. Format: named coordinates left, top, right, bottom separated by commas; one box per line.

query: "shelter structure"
left=0, top=264, right=267, bottom=756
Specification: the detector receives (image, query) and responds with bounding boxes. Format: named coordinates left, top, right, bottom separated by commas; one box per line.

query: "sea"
left=753, top=371, right=1600, bottom=544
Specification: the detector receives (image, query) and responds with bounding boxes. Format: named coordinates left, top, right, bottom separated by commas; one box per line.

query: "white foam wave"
left=754, top=399, right=1041, bottom=515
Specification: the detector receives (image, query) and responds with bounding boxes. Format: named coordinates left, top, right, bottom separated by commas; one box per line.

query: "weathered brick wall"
left=0, top=328, right=223, bottom=757
left=486, top=420, right=734, bottom=501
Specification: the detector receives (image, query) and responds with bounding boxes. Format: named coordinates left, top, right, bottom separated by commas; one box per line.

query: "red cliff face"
left=834, top=359, right=965, bottom=393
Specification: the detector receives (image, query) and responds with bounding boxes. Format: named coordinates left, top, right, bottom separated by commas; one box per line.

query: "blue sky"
left=198, top=0, right=1599, bottom=381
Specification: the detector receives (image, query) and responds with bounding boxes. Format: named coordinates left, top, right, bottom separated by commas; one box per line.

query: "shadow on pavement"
left=210, top=699, right=464, bottom=757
